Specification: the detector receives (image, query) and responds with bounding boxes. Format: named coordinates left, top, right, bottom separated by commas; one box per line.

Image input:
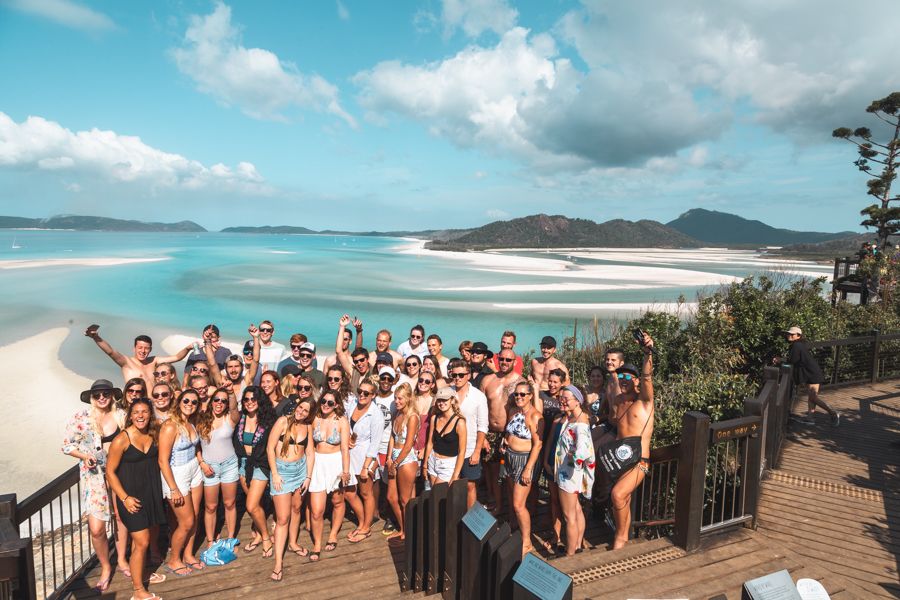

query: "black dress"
left=114, top=433, right=167, bottom=532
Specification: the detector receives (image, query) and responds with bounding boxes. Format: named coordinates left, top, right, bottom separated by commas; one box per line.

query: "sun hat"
left=80, top=379, right=123, bottom=404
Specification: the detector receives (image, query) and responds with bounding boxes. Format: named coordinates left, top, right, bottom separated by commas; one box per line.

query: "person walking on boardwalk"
left=779, top=326, right=840, bottom=426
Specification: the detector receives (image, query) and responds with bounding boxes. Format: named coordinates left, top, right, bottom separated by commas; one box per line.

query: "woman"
left=266, top=397, right=315, bottom=581
left=554, top=386, right=595, bottom=557
left=422, top=355, right=450, bottom=389
left=233, top=385, right=276, bottom=556
left=106, top=398, right=168, bottom=600
left=422, top=387, right=466, bottom=485
left=308, top=390, right=353, bottom=561
left=503, top=381, right=544, bottom=555
left=324, top=365, right=353, bottom=404
left=61, top=379, right=129, bottom=591
left=260, top=370, right=287, bottom=414
left=385, top=383, right=420, bottom=541
left=153, top=363, right=180, bottom=391
left=150, top=383, right=174, bottom=423
left=197, top=383, right=241, bottom=545
left=121, top=377, right=147, bottom=411
left=158, top=388, right=204, bottom=575
left=413, top=373, right=436, bottom=463
left=343, top=380, right=384, bottom=544
left=782, top=327, right=839, bottom=425
left=398, top=355, right=421, bottom=387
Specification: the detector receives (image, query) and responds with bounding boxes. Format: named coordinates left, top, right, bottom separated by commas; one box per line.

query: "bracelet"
left=123, top=495, right=130, bottom=503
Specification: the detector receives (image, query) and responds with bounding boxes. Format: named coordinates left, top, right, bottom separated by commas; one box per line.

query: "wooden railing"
left=809, top=330, right=900, bottom=386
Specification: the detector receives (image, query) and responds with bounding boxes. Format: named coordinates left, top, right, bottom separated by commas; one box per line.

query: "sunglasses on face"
left=617, top=373, right=635, bottom=381
left=243, top=397, right=258, bottom=404
left=126, top=388, right=143, bottom=394
left=152, top=392, right=170, bottom=399
left=182, top=399, right=199, bottom=406
left=259, top=327, right=274, bottom=333
left=359, top=390, right=374, bottom=397
left=153, top=371, right=168, bottom=377
left=379, top=375, right=394, bottom=382
left=299, top=353, right=314, bottom=359
left=212, top=397, right=228, bottom=403
left=291, top=344, right=303, bottom=350
left=419, top=379, right=434, bottom=385
left=91, top=391, right=112, bottom=399
left=321, top=399, right=337, bottom=407
left=513, top=392, right=530, bottom=398
left=327, top=376, right=342, bottom=382
left=296, top=385, right=312, bottom=392
left=498, top=357, right=514, bottom=363
left=450, top=372, right=468, bottom=379
left=353, top=357, right=368, bottom=364
left=406, top=361, right=419, bottom=367
left=191, top=365, right=208, bottom=372
left=410, top=334, right=422, bottom=339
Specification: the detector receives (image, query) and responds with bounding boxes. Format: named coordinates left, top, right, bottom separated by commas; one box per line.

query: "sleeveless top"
left=278, top=431, right=309, bottom=447
left=313, top=421, right=341, bottom=445
left=170, top=427, right=199, bottom=467
left=201, top=419, right=235, bottom=463
left=505, top=412, right=531, bottom=440
left=392, top=420, right=409, bottom=446
left=432, top=415, right=460, bottom=456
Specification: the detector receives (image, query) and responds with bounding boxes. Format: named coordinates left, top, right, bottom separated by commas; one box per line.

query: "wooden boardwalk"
left=68, top=381, right=899, bottom=599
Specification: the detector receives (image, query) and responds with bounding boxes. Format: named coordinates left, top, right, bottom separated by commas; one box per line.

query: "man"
left=490, top=331, right=524, bottom=375
left=531, top=336, right=569, bottom=390
left=322, top=318, right=363, bottom=372
left=184, top=324, right=231, bottom=376
left=479, top=349, right=527, bottom=513
left=335, top=315, right=375, bottom=389
left=604, top=332, right=655, bottom=550
left=257, top=320, right=286, bottom=372
left=589, top=348, right=625, bottom=509
left=374, top=365, right=399, bottom=534
left=369, top=329, right=403, bottom=369
left=469, top=342, right=494, bottom=390
left=596, top=348, right=625, bottom=422
left=207, top=325, right=260, bottom=398
left=396, top=324, right=429, bottom=360
left=85, top=325, right=193, bottom=389
left=448, top=358, right=488, bottom=509
left=426, top=334, right=450, bottom=377
left=779, top=327, right=839, bottom=426
left=278, top=340, right=324, bottom=388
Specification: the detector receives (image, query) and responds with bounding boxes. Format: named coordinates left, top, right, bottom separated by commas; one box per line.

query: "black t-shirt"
left=185, top=346, right=231, bottom=374
left=471, top=364, right=493, bottom=390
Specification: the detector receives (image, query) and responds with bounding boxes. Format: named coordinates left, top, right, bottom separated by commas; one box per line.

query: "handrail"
left=16, top=466, right=79, bottom=525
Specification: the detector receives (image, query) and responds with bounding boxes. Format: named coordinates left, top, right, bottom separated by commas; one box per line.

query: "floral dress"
left=554, top=419, right=596, bottom=498
left=61, top=408, right=124, bottom=521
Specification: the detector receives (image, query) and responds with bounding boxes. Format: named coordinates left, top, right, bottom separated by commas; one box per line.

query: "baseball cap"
left=616, top=364, right=640, bottom=377
left=300, top=341, right=316, bottom=353
left=378, top=365, right=396, bottom=379
left=375, top=352, right=394, bottom=365
left=280, top=364, right=301, bottom=377
left=782, top=327, right=802, bottom=336
left=435, top=387, right=457, bottom=402
left=540, top=336, right=557, bottom=348
left=242, top=340, right=254, bottom=355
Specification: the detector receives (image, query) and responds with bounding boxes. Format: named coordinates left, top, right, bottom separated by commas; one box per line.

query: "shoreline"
left=0, top=257, right=170, bottom=270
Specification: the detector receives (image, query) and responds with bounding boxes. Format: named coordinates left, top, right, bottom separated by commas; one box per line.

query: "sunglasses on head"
left=295, top=384, right=312, bottom=392
left=617, top=373, right=635, bottom=381
left=182, top=398, right=199, bottom=406
left=91, top=391, right=113, bottom=399
left=151, top=392, right=170, bottom=399
left=327, top=376, right=342, bottom=382
left=259, top=327, right=274, bottom=333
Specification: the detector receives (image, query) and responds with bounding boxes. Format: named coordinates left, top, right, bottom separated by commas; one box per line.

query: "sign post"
left=492, top=529, right=523, bottom=599
left=459, top=502, right=500, bottom=600
left=512, top=553, right=573, bottom=600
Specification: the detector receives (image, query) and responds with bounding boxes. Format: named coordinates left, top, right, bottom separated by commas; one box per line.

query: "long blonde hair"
left=393, top=383, right=417, bottom=421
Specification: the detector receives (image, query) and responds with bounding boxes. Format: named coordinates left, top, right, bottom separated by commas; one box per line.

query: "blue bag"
left=200, top=538, right=238, bottom=566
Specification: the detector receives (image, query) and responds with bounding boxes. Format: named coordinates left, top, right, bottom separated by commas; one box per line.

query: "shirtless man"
left=207, top=324, right=261, bottom=398
left=590, top=348, right=625, bottom=507
left=605, top=332, right=655, bottom=549
left=322, top=318, right=363, bottom=372
left=479, top=349, right=527, bottom=513
left=531, top=336, right=569, bottom=390
left=335, top=315, right=376, bottom=389
left=368, top=329, right=402, bottom=370
left=85, top=325, right=193, bottom=389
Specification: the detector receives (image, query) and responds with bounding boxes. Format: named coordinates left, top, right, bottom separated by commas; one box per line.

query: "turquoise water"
left=0, top=230, right=831, bottom=375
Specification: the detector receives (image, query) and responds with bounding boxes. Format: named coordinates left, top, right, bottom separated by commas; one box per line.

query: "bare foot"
left=522, top=544, right=534, bottom=557
left=611, top=537, right=627, bottom=550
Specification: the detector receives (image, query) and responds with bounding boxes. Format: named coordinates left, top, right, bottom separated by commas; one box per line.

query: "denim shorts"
left=203, top=455, right=240, bottom=486
left=239, top=457, right=269, bottom=482
left=270, top=457, right=307, bottom=496
left=459, top=455, right=482, bottom=481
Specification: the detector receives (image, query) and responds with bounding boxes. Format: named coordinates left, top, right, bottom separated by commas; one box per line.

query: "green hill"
left=667, top=209, right=854, bottom=246
left=0, top=215, right=206, bottom=232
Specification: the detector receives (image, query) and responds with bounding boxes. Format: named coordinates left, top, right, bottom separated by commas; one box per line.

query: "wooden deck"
left=68, top=381, right=899, bottom=599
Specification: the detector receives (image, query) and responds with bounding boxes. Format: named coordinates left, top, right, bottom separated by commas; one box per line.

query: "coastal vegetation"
left=0, top=215, right=205, bottom=232
left=666, top=208, right=854, bottom=246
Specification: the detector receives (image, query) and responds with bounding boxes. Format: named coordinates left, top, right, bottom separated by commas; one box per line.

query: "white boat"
left=11, top=237, right=21, bottom=249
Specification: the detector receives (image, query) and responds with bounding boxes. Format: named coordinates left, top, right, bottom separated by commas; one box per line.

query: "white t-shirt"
left=373, top=392, right=395, bottom=454
left=454, top=384, right=488, bottom=459
left=258, top=341, right=286, bottom=373
left=437, top=356, right=450, bottom=378
left=397, top=339, right=429, bottom=359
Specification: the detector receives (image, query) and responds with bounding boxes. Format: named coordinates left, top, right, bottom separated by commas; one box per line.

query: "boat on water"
left=11, top=236, right=22, bottom=249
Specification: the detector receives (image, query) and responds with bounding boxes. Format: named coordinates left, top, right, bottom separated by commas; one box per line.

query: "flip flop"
left=148, top=572, right=166, bottom=585
left=162, top=564, right=192, bottom=577
left=324, top=541, right=338, bottom=552
left=243, top=540, right=261, bottom=553
left=308, top=551, right=320, bottom=563
left=186, top=561, right=205, bottom=570
left=270, top=569, right=283, bottom=582
left=92, top=576, right=111, bottom=592
left=262, top=540, right=274, bottom=558
left=290, top=546, right=310, bottom=557
left=348, top=530, right=372, bottom=544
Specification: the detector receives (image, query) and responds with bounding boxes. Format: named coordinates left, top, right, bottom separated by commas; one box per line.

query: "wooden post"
left=673, top=411, right=710, bottom=552
left=871, top=329, right=881, bottom=383
left=428, top=482, right=449, bottom=594
left=743, top=416, right=764, bottom=530
left=442, top=480, right=469, bottom=600
left=402, top=496, right=421, bottom=591
left=0, top=494, right=35, bottom=600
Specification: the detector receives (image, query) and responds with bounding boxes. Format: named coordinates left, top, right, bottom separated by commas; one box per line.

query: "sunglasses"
left=212, top=397, right=228, bottom=403
left=498, top=357, right=514, bottom=363
left=91, top=391, right=113, bottom=399
left=291, top=344, right=303, bottom=350
left=299, top=353, right=314, bottom=359
left=327, top=376, right=342, bottom=382
left=191, top=365, right=208, bottom=372
left=359, top=390, right=374, bottom=397
left=126, top=388, right=143, bottom=394
left=191, top=386, right=207, bottom=392
left=259, top=327, right=274, bottom=333
left=243, top=397, right=258, bottom=404
left=419, top=379, right=434, bottom=385
left=295, top=384, right=312, bottom=392
left=379, top=374, right=394, bottom=381
left=449, top=372, right=468, bottom=379
left=617, top=373, right=635, bottom=381
left=321, top=399, right=337, bottom=407
left=151, top=392, right=170, bottom=399
left=410, top=334, right=423, bottom=339
left=181, top=399, right=199, bottom=406
left=513, top=392, right=530, bottom=398
left=406, top=361, right=420, bottom=367
left=152, top=371, right=168, bottom=377
left=353, top=357, right=368, bottom=364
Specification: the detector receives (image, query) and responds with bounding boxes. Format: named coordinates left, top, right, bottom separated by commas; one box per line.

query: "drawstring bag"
left=201, top=538, right=238, bottom=566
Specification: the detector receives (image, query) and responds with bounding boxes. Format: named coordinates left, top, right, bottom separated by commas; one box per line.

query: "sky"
left=0, top=0, right=898, bottom=232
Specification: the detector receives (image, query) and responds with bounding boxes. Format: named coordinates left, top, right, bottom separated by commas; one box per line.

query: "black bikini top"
left=278, top=433, right=308, bottom=447
left=100, top=426, right=120, bottom=444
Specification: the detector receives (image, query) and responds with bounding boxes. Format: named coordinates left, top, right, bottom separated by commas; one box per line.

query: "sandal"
left=92, top=576, right=111, bottom=593
left=262, top=540, right=274, bottom=558
left=148, top=572, right=166, bottom=585
left=162, top=564, right=192, bottom=577
left=324, top=541, right=338, bottom=552
left=187, top=560, right=205, bottom=570
left=243, top=539, right=262, bottom=553
left=348, top=530, right=371, bottom=543
left=290, top=546, right=310, bottom=557
left=308, top=551, right=320, bottom=563
left=270, top=569, right=283, bottom=582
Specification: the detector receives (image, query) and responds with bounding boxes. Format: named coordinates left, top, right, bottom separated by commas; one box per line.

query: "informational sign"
left=741, top=569, right=803, bottom=600
left=512, top=553, right=573, bottom=600
left=461, top=502, right=496, bottom=541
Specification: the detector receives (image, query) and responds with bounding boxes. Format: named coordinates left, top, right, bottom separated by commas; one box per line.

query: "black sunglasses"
left=295, top=384, right=312, bottom=392
left=379, top=374, right=394, bottom=381
left=321, top=399, right=337, bottom=407
left=259, top=327, right=274, bottom=332
left=151, top=392, right=170, bottom=399
left=181, top=399, right=199, bottom=406
left=353, top=357, right=368, bottom=364
left=327, top=376, right=342, bottom=382
left=450, top=372, right=468, bottom=379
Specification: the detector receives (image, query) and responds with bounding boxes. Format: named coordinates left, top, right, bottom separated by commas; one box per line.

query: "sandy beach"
left=0, top=257, right=170, bottom=270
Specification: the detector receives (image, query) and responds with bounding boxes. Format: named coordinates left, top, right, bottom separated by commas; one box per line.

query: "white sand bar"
left=0, top=257, right=170, bottom=270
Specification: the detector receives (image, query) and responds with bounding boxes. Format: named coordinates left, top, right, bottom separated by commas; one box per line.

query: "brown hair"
left=278, top=396, right=315, bottom=458
left=125, top=397, right=160, bottom=442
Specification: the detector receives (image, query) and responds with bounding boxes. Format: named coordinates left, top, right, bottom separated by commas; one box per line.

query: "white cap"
left=378, top=365, right=396, bottom=378
left=300, top=341, right=316, bottom=353
left=783, top=326, right=802, bottom=335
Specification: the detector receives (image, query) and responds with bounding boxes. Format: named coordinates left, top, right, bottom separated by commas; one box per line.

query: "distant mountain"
left=222, top=225, right=317, bottom=234
left=224, top=225, right=472, bottom=241
left=667, top=209, right=854, bottom=246
left=426, top=214, right=701, bottom=250
left=0, top=215, right=206, bottom=232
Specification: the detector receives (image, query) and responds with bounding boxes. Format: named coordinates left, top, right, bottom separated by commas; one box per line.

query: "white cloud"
left=0, top=112, right=271, bottom=194
left=336, top=0, right=349, bottom=20
left=441, top=0, right=517, bottom=37
left=2, top=0, right=115, bottom=32
left=486, top=208, right=508, bottom=219
left=171, top=2, right=356, bottom=126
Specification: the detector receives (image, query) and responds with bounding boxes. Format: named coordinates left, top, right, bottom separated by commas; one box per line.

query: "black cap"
left=280, top=364, right=301, bottom=377
left=80, top=379, right=123, bottom=404
left=375, top=352, right=394, bottom=365
left=540, top=336, right=557, bottom=348
left=616, top=364, right=640, bottom=377
left=242, top=340, right=254, bottom=355
left=204, top=324, right=220, bottom=336
left=470, top=342, right=494, bottom=359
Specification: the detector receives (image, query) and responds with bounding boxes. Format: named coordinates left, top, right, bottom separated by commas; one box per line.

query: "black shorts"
left=459, top=457, right=483, bottom=481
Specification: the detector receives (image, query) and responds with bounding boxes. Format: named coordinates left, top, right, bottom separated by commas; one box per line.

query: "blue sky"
left=0, top=0, right=898, bottom=232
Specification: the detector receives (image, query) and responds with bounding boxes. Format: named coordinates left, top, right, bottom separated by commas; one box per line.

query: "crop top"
left=431, top=416, right=460, bottom=456
left=505, top=412, right=531, bottom=440
left=170, top=429, right=199, bottom=467
left=313, top=421, right=341, bottom=445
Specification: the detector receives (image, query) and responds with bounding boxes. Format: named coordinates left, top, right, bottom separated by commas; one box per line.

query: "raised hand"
left=339, top=314, right=351, bottom=328
left=352, top=316, right=363, bottom=330
left=248, top=323, right=259, bottom=338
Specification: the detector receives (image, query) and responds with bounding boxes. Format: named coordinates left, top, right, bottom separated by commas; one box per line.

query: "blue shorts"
left=202, top=455, right=240, bottom=486
left=239, top=457, right=269, bottom=482
left=270, top=457, right=308, bottom=496
left=459, top=456, right=482, bottom=481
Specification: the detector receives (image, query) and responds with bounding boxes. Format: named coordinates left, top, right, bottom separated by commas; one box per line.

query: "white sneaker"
left=830, top=412, right=840, bottom=427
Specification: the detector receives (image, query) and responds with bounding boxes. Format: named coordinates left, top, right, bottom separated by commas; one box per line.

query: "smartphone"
left=86, top=324, right=100, bottom=335
left=632, top=328, right=645, bottom=345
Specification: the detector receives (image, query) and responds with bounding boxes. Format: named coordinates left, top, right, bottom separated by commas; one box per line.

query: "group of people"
left=64, top=316, right=657, bottom=598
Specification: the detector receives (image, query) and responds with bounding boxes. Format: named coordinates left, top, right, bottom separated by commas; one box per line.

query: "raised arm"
left=155, top=341, right=194, bottom=367
left=242, top=324, right=261, bottom=385
left=352, top=316, right=364, bottom=350
left=639, top=333, right=654, bottom=404
left=85, top=325, right=128, bottom=367
left=205, top=338, right=225, bottom=386
left=335, top=314, right=354, bottom=373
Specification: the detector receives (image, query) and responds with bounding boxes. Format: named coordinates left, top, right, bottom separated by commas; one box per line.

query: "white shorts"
left=427, top=453, right=457, bottom=482
left=309, top=452, right=357, bottom=494
left=161, top=458, right=203, bottom=498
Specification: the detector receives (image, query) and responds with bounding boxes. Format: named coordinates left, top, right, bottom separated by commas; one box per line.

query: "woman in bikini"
left=106, top=397, right=168, bottom=600
left=343, top=380, right=384, bottom=544
left=307, top=390, right=354, bottom=561
left=422, top=387, right=466, bottom=485
left=413, top=372, right=436, bottom=465
left=385, top=383, right=420, bottom=541
left=503, top=381, right=543, bottom=555
left=267, top=396, right=315, bottom=581
left=234, top=385, right=276, bottom=556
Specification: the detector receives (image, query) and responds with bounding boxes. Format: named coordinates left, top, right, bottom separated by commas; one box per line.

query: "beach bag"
left=200, top=538, right=238, bottom=566
left=598, top=436, right=642, bottom=480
